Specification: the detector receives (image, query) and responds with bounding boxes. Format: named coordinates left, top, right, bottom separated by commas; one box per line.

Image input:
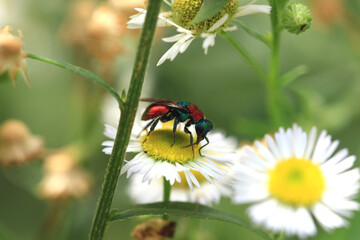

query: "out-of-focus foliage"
left=1, top=0, right=360, bottom=239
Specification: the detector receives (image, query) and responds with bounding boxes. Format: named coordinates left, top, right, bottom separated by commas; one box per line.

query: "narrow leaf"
left=191, top=0, right=229, bottom=24
left=109, top=202, right=271, bottom=240
left=239, top=22, right=270, bottom=46
left=280, top=65, right=308, bottom=87
left=27, top=53, right=123, bottom=111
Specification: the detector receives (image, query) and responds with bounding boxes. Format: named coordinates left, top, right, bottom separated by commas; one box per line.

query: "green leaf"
left=108, top=202, right=271, bottom=240
left=280, top=65, right=308, bottom=87
left=239, top=22, right=270, bottom=47
left=191, top=0, right=229, bottom=24
left=27, top=53, right=123, bottom=111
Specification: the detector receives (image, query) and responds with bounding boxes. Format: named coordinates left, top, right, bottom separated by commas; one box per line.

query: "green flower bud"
left=172, top=0, right=238, bottom=34
left=281, top=3, right=312, bottom=35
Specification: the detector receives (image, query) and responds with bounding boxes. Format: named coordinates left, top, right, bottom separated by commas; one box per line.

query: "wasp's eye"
left=196, top=124, right=204, bottom=134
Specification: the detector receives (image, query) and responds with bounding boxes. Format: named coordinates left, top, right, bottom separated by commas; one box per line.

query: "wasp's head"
left=195, top=120, right=213, bottom=143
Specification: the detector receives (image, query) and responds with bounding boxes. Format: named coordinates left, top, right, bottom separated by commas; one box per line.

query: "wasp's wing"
left=140, top=98, right=188, bottom=112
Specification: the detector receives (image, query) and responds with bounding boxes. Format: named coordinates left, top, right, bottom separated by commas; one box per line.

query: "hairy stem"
left=89, top=0, right=162, bottom=239
left=267, top=0, right=284, bottom=127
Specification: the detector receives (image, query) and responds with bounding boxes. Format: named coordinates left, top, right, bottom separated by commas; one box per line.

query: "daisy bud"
left=0, top=119, right=43, bottom=167
left=172, top=0, right=239, bottom=34
left=0, top=25, right=30, bottom=86
left=281, top=3, right=312, bottom=34
left=131, top=218, right=176, bottom=240
left=38, top=150, right=92, bottom=201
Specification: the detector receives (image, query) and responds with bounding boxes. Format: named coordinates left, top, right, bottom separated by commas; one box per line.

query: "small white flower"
left=127, top=173, right=232, bottom=206
left=102, top=119, right=237, bottom=190
left=233, top=124, right=360, bottom=238
left=127, top=1, right=271, bottom=65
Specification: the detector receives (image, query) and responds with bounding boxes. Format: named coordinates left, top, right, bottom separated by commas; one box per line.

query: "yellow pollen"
left=142, top=129, right=199, bottom=164
left=268, top=158, right=326, bottom=206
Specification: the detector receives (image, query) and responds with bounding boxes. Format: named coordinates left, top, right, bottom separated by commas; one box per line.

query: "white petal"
left=312, top=203, right=348, bottom=231
left=157, top=33, right=195, bottom=66
left=312, top=130, right=331, bottom=163
left=265, top=135, right=282, bottom=160
left=234, top=5, right=272, bottom=18
left=233, top=184, right=269, bottom=204
left=304, top=127, right=317, bottom=159
left=104, top=124, right=117, bottom=139
left=201, top=33, right=216, bottom=55
left=208, top=13, right=229, bottom=32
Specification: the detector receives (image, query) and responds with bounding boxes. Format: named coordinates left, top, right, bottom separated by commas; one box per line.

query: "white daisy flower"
left=102, top=119, right=237, bottom=190
left=127, top=0, right=271, bottom=65
left=127, top=172, right=233, bottom=206
left=233, top=124, right=360, bottom=238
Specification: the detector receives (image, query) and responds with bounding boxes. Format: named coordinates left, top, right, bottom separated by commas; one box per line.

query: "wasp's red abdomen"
left=142, top=105, right=170, bottom=120
left=187, top=104, right=204, bottom=122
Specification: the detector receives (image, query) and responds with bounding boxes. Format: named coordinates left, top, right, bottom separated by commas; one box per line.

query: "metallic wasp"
left=140, top=98, right=213, bottom=156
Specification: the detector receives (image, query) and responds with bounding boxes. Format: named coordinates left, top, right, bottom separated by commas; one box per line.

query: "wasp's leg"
left=171, top=118, right=180, bottom=147
left=137, top=119, right=155, bottom=138
left=143, top=118, right=160, bottom=143
left=198, top=136, right=209, bottom=157
left=183, top=121, right=194, bottom=157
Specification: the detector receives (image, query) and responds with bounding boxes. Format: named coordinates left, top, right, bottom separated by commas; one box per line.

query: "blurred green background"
left=1, top=0, right=360, bottom=239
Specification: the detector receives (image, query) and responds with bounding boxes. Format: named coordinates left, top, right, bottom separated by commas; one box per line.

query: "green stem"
left=267, top=0, right=284, bottom=127
left=163, top=178, right=171, bottom=202
left=89, top=0, right=162, bottom=239
left=162, top=178, right=172, bottom=220
left=220, top=31, right=267, bottom=82
left=26, top=53, right=124, bottom=112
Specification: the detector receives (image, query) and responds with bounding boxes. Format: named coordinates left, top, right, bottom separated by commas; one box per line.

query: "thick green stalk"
left=89, top=0, right=162, bottom=239
left=267, top=0, right=284, bottom=127
left=220, top=31, right=267, bottom=82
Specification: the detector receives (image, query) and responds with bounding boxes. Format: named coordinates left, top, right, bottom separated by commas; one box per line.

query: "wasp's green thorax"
left=172, top=0, right=239, bottom=34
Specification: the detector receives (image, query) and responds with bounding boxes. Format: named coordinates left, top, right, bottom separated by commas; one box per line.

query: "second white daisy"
left=233, top=124, right=360, bottom=238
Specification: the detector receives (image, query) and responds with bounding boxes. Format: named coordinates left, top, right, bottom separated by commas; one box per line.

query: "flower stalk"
left=267, top=0, right=284, bottom=127
left=89, top=0, right=162, bottom=239
left=221, top=0, right=286, bottom=127
left=163, top=178, right=172, bottom=220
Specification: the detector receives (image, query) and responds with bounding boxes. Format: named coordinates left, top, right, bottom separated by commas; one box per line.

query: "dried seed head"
left=0, top=119, right=43, bottom=167
left=109, top=0, right=146, bottom=11
left=0, top=25, right=30, bottom=86
left=44, top=151, right=77, bottom=173
left=38, top=149, right=92, bottom=201
left=131, top=218, right=176, bottom=240
left=38, top=169, right=92, bottom=201
left=61, top=0, right=134, bottom=62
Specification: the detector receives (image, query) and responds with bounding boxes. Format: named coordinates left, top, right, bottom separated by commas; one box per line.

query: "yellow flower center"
left=172, top=0, right=238, bottom=34
left=142, top=129, right=199, bottom=164
left=268, top=158, right=326, bottom=206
